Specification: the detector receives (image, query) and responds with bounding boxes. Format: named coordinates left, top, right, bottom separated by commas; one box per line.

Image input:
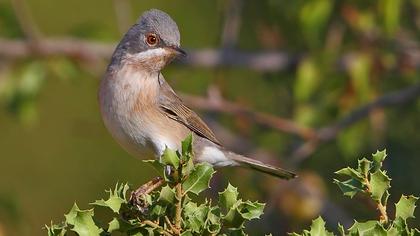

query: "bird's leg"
left=129, top=176, right=165, bottom=212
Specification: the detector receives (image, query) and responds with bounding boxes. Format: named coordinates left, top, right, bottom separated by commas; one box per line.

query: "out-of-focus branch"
left=0, top=37, right=296, bottom=71
left=0, top=38, right=112, bottom=62
left=180, top=86, right=316, bottom=140
left=290, top=83, right=420, bottom=164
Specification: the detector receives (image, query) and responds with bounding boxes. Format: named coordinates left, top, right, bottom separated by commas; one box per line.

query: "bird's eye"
left=146, top=33, right=159, bottom=46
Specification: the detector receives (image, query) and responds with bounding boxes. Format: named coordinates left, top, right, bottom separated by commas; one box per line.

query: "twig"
left=164, top=216, right=176, bottom=234
left=174, top=182, right=183, bottom=235
left=180, top=88, right=316, bottom=140
left=364, top=176, right=389, bottom=223
left=142, top=220, right=173, bottom=236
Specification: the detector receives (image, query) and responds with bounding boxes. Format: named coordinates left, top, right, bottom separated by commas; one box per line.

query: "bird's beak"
left=166, top=46, right=187, bottom=58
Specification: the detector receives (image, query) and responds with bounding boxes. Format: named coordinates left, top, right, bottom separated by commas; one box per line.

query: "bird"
left=99, top=9, right=296, bottom=180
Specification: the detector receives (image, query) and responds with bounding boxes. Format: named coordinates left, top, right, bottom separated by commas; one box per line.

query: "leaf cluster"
left=46, top=135, right=265, bottom=236
left=291, top=150, right=419, bottom=236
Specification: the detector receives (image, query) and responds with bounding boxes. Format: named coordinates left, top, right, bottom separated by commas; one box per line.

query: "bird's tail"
left=226, top=152, right=297, bottom=180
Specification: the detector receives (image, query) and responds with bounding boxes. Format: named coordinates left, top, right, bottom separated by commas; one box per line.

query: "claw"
left=129, top=176, right=165, bottom=213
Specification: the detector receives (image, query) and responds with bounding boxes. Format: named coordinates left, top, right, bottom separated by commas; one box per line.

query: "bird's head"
left=114, top=9, right=186, bottom=72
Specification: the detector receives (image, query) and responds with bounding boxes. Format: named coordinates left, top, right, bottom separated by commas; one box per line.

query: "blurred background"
left=0, top=0, right=419, bottom=235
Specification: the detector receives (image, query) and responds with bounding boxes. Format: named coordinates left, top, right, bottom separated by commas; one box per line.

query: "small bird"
left=99, top=9, right=296, bottom=179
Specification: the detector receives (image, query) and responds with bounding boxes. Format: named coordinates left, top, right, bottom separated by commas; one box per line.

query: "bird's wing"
left=158, top=75, right=221, bottom=146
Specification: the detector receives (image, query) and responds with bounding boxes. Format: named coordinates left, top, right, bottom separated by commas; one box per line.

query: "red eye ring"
left=146, top=33, right=159, bottom=46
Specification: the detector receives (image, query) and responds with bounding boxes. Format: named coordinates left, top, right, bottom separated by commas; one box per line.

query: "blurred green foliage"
left=0, top=0, right=419, bottom=235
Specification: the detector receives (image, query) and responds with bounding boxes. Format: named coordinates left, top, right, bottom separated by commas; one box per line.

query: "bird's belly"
left=101, top=105, right=189, bottom=159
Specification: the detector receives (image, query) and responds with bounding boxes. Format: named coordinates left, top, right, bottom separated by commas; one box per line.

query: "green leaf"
left=395, top=195, right=418, bottom=221
left=149, top=204, right=167, bottom=218
left=162, top=147, right=180, bottom=168
left=411, top=228, right=420, bottom=236
left=183, top=202, right=209, bottom=233
left=333, top=178, right=364, bottom=198
left=219, top=183, right=239, bottom=211
left=181, top=133, right=193, bottom=156
left=223, top=200, right=246, bottom=228
left=335, top=167, right=364, bottom=182
left=393, top=217, right=409, bottom=234
left=357, top=158, right=372, bottom=177
left=107, top=218, right=120, bottom=233
left=223, top=199, right=265, bottom=229
left=369, top=170, right=391, bottom=201
left=91, top=183, right=128, bottom=213
left=348, top=220, right=387, bottom=236
left=183, top=157, right=195, bottom=177
left=204, top=205, right=221, bottom=234
left=64, top=204, right=103, bottom=236
left=308, top=217, right=334, bottom=236
left=159, top=185, right=175, bottom=204
left=240, top=200, right=265, bottom=220
left=372, top=149, right=387, bottom=171
left=45, top=222, right=67, bottom=236
left=182, top=163, right=215, bottom=195
left=338, top=223, right=346, bottom=236
left=180, top=230, right=194, bottom=236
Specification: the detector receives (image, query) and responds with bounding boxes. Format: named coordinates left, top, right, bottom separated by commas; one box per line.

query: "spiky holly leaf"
left=308, top=217, right=334, bottom=236
left=335, top=167, right=364, bottom=182
left=223, top=199, right=265, bottom=229
left=372, top=149, right=387, bottom=171
left=91, top=183, right=128, bottom=213
left=182, top=163, right=215, bottom=195
left=223, top=200, right=246, bottom=229
left=219, top=183, right=239, bottom=211
left=45, top=222, right=66, bottom=236
left=159, top=185, right=175, bottom=204
left=183, top=202, right=210, bottom=233
left=239, top=200, right=265, bottom=220
left=181, top=133, right=193, bottom=156
left=204, top=205, right=221, bottom=234
left=162, top=146, right=180, bottom=168
left=369, top=170, right=391, bottom=201
left=348, top=220, right=386, bottom=235
left=333, top=178, right=364, bottom=198
left=337, top=223, right=346, bottom=236
left=395, top=195, right=418, bottom=221
left=64, top=204, right=102, bottom=236
left=357, top=158, right=372, bottom=177
left=289, top=217, right=333, bottom=236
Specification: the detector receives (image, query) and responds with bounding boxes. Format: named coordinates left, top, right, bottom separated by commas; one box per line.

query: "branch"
left=0, top=38, right=113, bottom=62
left=180, top=86, right=315, bottom=140
left=0, top=37, right=296, bottom=71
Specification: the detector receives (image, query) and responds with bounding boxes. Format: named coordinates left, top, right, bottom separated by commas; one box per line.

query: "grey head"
left=110, top=9, right=186, bottom=72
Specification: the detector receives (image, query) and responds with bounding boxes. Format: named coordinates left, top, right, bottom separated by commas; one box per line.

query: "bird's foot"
left=129, top=176, right=165, bottom=213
